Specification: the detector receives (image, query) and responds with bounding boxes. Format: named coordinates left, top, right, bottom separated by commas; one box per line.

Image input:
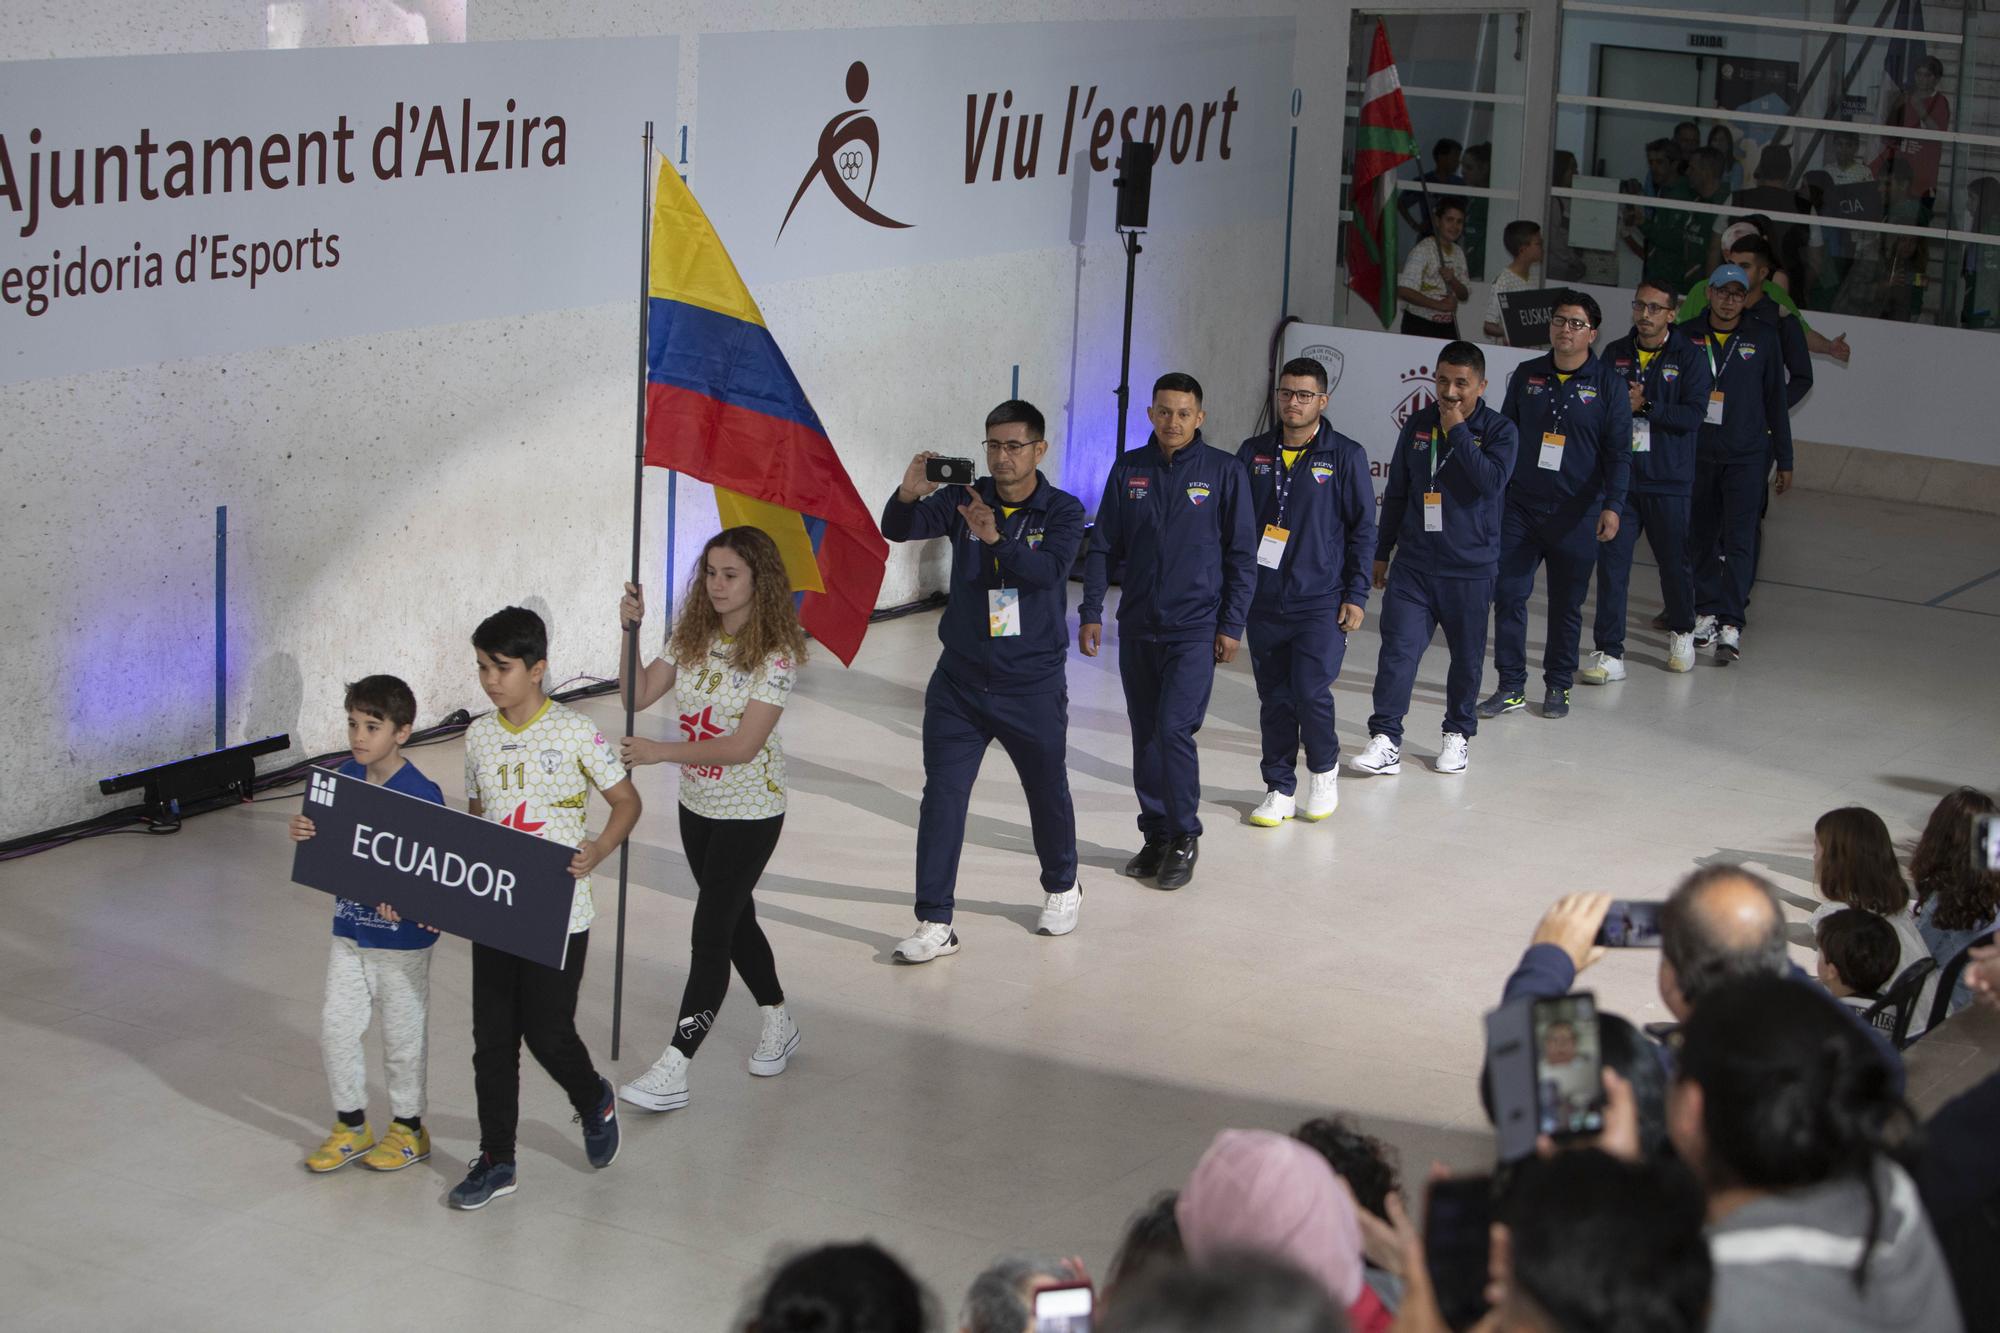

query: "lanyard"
left=1272, top=424, right=1318, bottom=525
left=1428, top=425, right=1457, bottom=486
left=1704, top=329, right=1734, bottom=379
left=1544, top=365, right=1592, bottom=438
left=986, top=497, right=1032, bottom=587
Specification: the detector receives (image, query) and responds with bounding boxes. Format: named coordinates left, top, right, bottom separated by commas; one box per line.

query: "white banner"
left=0, top=40, right=675, bottom=385
left=693, top=18, right=1296, bottom=285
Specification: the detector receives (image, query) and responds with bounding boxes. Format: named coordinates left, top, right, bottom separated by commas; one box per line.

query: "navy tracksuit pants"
left=1367, top=567, right=1493, bottom=745
left=1493, top=502, right=1599, bottom=695
left=914, top=667, right=1077, bottom=924
left=1691, top=455, right=1766, bottom=628
left=1120, top=638, right=1216, bottom=840
left=1592, top=493, right=1694, bottom=655
left=1248, top=611, right=1347, bottom=794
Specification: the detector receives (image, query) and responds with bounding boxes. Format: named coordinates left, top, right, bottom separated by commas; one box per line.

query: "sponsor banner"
left=694, top=18, right=1295, bottom=284
left=0, top=39, right=675, bottom=386
left=291, top=766, right=578, bottom=968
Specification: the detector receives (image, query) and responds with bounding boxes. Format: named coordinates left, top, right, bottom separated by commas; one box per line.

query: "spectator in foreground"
left=742, top=1241, right=933, bottom=1333
left=1293, top=1115, right=1406, bottom=1310
left=1911, top=786, right=2000, bottom=1016
left=1101, top=1192, right=1184, bottom=1313
left=1100, top=1253, right=1345, bottom=1333
left=959, top=1256, right=1082, bottom=1333
left=1815, top=907, right=1902, bottom=1010
left=1810, top=807, right=1933, bottom=1030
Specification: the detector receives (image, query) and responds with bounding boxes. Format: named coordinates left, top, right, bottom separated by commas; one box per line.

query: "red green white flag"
left=1346, top=21, right=1420, bottom=328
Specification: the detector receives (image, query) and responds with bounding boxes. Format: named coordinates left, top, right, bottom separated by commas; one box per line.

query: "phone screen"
left=1425, top=1176, right=1493, bottom=1331
left=1532, top=993, right=1605, bottom=1139
left=1032, top=1282, right=1092, bottom=1333
left=1976, top=814, right=2000, bottom=874
left=1595, top=899, right=1664, bottom=948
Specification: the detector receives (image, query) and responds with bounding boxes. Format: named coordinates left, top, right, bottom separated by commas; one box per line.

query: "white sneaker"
left=1435, top=732, right=1469, bottom=774
left=1692, top=614, right=1718, bottom=648
left=1715, top=624, right=1741, bottom=664
left=1577, top=651, right=1626, bottom=685
left=894, top=920, right=960, bottom=963
left=1298, top=770, right=1339, bottom=821
left=1249, top=790, right=1295, bottom=827
left=619, top=1048, right=690, bottom=1112
left=1351, top=735, right=1402, bottom=775
left=1666, top=631, right=1695, bottom=673
left=1036, top=885, right=1081, bottom=937
left=748, top=1005, right=800, bottom=1077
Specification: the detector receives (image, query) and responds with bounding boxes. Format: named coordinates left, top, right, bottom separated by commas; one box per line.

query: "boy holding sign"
left=289, top=675, right=445, bottom=1175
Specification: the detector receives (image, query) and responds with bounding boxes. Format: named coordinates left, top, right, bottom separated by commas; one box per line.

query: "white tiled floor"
left=4, top=490, right=1998, bottom=1329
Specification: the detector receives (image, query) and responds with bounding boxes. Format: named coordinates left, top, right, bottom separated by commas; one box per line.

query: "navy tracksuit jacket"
left=1594, top=326, right=1712, bottom=648
left=881, top=472, right=1086, bottom=922
left=1682, top=314, right=1792, bottom=628
left=1236, top=420, right=1375, bottom=792
left=1369, top=400, right=1519, bottom=744
left=1082, top=433, right=1257, bottom=838
left=1493, top=351, right=1632, bottom=695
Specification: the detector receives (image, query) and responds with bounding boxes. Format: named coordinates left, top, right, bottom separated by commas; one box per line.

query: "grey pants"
left=320, top=938, right=431, bottom=1120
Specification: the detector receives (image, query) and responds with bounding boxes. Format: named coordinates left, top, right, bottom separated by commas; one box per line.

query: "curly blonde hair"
left=668, top=526, right=810, bottom=676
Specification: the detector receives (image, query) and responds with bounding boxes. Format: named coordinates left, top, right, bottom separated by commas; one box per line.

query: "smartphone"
left=1032, top=1281, right=1092, bottom=1333
left=1975, top=814, right=2000, bottom=873
left=1532, top=993, right=1605, bottom=1140
left=1424, top=1176, right=1494, bottom=1332
left=925, top=456, right=976, bottom=486
left=1595, top=899, right=1664, bottom=948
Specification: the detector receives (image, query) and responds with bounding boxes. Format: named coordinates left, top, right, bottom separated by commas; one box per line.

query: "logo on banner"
left=777, top=61, right=914, bottom=240
left=309, top=771, right=338, bottom=806
left=1299, top=344, right=1345, bottom=394
left=1391, top=366, right=1435, bottom=431
left=1185, top=482, right=1211, bottom=506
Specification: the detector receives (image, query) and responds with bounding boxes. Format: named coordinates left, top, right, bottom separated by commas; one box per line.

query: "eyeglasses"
left=1275, top=388, right=1327, bottom=403
left=1548, top=315, right=1595, bottom=332
left=1630, top=301, right=1673, bottom=316
left=983, top=438, right=1044, bottom=454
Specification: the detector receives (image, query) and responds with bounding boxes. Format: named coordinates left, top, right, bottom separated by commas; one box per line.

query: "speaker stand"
left=1114, top=227, right=1144, bottom=456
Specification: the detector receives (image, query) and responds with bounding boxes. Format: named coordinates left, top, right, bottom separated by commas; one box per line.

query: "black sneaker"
left=1478, top=690, right=1526, bottom=718
left=1542, top=689, right=1572, bottom=719
left=577, top=1077, right=620, bottom=1168
left=448, top=1154, right=517, bottom=1210
left=1124, top=838, right=1171, bottom=878
left=1156, top=835, right=1199, bottom=891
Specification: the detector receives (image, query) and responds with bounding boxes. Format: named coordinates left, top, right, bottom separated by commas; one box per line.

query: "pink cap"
left=1176, top=1129, right=1365, bottom=1306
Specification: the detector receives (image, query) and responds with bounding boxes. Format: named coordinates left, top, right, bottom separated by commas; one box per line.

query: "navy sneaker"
left=1543, top=689, right=1572, bottom=719
left=448, top=1154, right=517, bottom=1210
left=578, top=1076, right=620, bottom=1168
left=1478, top=690, right=1526, bottom=718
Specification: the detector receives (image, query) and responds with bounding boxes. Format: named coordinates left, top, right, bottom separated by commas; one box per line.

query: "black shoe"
left=1155, top=836, right=1199, bottom=890
left=577, top=1077, right=620, bottom=1168
left=1542, top=688, right=1571, bottom=719
left=1478, top=689, right=1526, bottom=718
left=1124, top=838, right=1170, bottom=878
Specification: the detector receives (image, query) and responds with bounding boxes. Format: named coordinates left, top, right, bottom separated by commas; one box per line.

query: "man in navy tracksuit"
left=1479, top=290, right=1631, bottom=721
left=1582, top=278, right=1713, bottom=682
left=1081, top=372, right=1256, bottom=891
left=1352, top=341, right=1518, bottom=778
left=1727, top=235, right=1810, bottom=593
left=1684, top=264, right=1793, bottom=663
left=879, top=400, right=1087, bottom=964
left=1237, top=357, right=1375, bottom=828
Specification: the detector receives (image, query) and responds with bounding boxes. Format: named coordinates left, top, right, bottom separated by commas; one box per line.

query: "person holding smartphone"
left=879, top=401, right=1088, bottom=963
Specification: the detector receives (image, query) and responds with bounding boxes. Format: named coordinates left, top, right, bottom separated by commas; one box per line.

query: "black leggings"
left=672, top=805, right=785, bottom=1057
left=471, top=932, right=599, bottom=1164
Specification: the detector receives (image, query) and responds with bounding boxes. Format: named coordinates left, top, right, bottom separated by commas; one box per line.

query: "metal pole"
left=1115, top=229, right=1141, bottom=455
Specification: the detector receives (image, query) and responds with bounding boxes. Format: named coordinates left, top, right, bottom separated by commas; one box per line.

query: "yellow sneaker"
left=362, top=1122, right=431, bottom=1172
left=305, top=1123, right=374, bottom=1173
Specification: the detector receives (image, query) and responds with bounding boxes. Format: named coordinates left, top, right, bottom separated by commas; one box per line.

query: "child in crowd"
left=1911, top=786, right=2000, bottom=1016
left=1482, top=219, right=1543, bottom=343
left=450, top=606, right=644, bottom=1209
left=1809, top=805, right=1934, bottom=1033
left=290, top=675, right=444, bottom=1173
left=1815, top=908, right=1900, bottom=1011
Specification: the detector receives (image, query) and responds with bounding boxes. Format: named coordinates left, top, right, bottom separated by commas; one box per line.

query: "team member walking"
left=878, top=400, right=1088, bottom=963
left=613, top=527, right=808, bottom=1113
left=1236, top=357, right=1374, bottom=827
left=1479, top=290, right=1630, bottom=721
left=1353, top=341, right=1519, bottom=777
left=1080, top=372, right=1257, bottom=890
left=1583, top=279, right=1713, bottom=680
left=1683, top=264, right=1792, bottom=663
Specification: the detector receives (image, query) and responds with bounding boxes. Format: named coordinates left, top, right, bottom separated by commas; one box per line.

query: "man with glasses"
left=1583, top=280, right=1713, bottom=682
left=1480, top=291, right=1631, bottom=721
left=1081, top=372, right=1257, bottom=891
left=1683, top=264, right=1792, bottom=664
left=880, top=400, right=1087, bottom=962
left=1237, top=357, right=1374, bottom=828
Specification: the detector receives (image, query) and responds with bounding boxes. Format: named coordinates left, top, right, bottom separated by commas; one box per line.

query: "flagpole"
left=612, top=121, right=654, bottom=1062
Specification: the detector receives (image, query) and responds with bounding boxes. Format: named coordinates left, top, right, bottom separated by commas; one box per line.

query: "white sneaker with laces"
left=1577, top=651, right=1626, bottom=685
left=1666, top=631, right=1695, bottom=673
left=748, top=1005, right=800, bottom=1077
left=1036, top=886, right=1081, bottom=937
left=1693, top=614, right=1718, bottom=648
left=893, top=920, right=960, bottom=963
left=1351, top=735, right=1402, bottom=775
left=1249, top=790, right=1295, bottom=827
left=1716, top=624, right=1741, bottom=662
left=619, top=1048, right=690, bottom=1112
left=1298, top=770, right=1339, bottom=821
left=1435, top=732, right=1470, bottom=774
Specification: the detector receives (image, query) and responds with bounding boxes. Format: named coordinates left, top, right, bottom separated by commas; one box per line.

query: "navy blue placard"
left=1498, top=287, right=1562, bottom=349
left=290, top=766, right=577, bottom=969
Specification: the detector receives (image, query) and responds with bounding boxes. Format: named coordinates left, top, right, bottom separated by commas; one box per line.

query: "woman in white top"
left=612, top=526, right=810, bottom=1112
left=1395, top=195, right=1471, bottom=338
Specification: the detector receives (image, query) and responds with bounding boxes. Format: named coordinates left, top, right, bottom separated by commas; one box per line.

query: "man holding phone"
left=879, top=401, right=1087, bottom=963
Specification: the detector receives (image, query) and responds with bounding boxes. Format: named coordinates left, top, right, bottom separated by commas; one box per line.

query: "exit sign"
left=1689, top=33, right=1727, bottom=49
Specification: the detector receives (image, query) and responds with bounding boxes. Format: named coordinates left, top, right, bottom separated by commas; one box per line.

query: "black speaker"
left=1114, top=138, right=1156, bottom=230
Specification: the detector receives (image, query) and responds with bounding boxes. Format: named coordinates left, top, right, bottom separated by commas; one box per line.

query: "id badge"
left=1538, top=431, right=1565, bottom=471
left=1423, top=491, right=1444, bottom=532
left=1632, top=419, right=1652, bottom=453
left=1256, top=523, right=1289, bottom=569
left=1706, top=392, right=1725, bottom=425
left=987, top=587, right=1022, bottom=638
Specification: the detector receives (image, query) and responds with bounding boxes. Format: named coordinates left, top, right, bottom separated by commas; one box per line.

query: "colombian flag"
left=643, top=156, right=888, bottom=665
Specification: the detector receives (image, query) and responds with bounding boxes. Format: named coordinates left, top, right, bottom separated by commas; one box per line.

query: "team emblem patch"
left=1310, top=462, right=1334, bottom=484
left=1662, top=365, right=1680, bottom=381
left=539, top=749, right=562, bottom=774
left=1737, top=344, right=1757, bottom=361
left=1126, top=474, right=1151, bottom=500
left=1025, top=528, right=1044, bottom=548
left=1576, top=385, right=1598, bottom=403
left=1185, top=482, right=1212, bottom=506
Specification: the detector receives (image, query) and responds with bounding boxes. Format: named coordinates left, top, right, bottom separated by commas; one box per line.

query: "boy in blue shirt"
left=289, top=675, right=445, bottom=1174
